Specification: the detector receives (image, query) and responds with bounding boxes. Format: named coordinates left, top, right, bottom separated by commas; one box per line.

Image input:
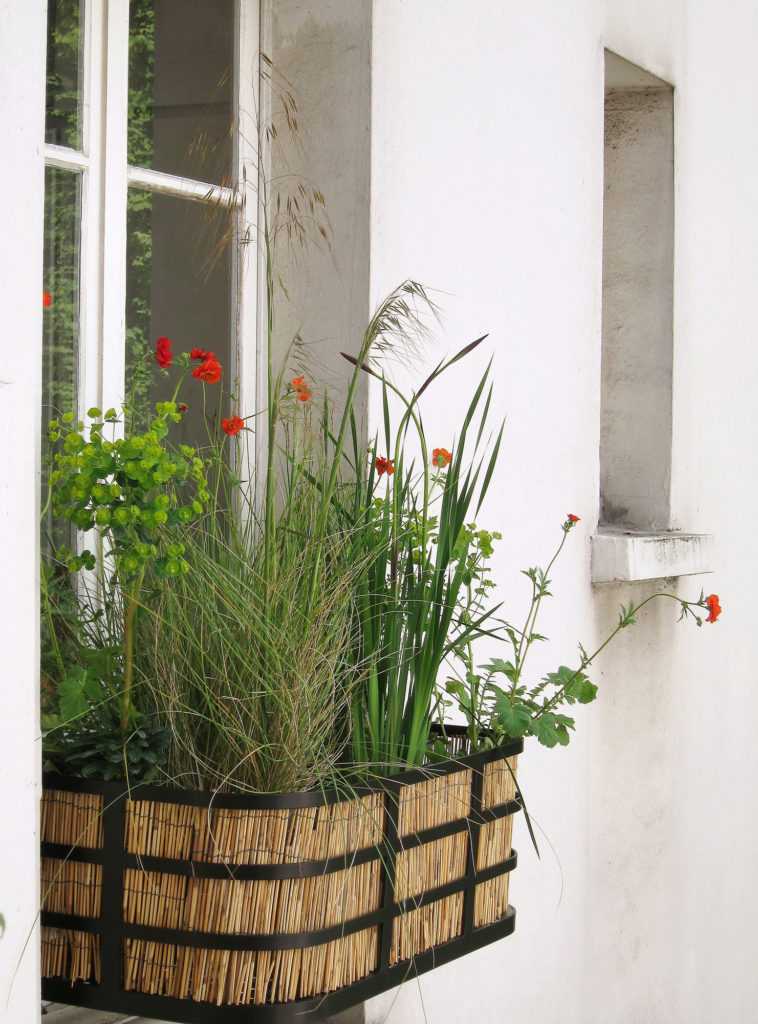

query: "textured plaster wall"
left=601, top=68, right=674, bottom=530
left=365, top=1, right=758, bottom=1022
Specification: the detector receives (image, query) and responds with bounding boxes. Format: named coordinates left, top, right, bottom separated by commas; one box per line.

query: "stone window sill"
left=590, top=529, right=715, bottom=584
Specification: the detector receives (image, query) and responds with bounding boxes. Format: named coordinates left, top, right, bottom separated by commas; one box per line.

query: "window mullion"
left=78, top=0, right=106, bottom=420
left=234, top=0, right=266, bottom=492
left=100, top=0, right=131, bottom=420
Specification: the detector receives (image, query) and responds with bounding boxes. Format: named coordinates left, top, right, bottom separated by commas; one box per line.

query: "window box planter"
left=40, top=730, right=522, bottom=1022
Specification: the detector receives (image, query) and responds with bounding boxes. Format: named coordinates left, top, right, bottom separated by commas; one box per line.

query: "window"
left=600, top=51, right=674, bottom=531
left=42, top=0, right=260, bottom=508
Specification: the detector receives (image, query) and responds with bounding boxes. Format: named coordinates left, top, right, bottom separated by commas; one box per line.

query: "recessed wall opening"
left=600, top=51, right=674, bottom=531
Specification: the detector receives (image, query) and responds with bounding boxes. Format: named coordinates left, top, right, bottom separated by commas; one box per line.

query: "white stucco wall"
left=0, top=3, right=47, bottom=1022
left=366, top=2, right=756, bottom=1022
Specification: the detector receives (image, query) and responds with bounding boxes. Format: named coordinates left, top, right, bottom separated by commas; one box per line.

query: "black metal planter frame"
left=42, top=730, right=523, bottom=1023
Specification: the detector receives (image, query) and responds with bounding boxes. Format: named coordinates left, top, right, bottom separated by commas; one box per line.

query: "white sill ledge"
left=591, top=529, right=715, bottom=584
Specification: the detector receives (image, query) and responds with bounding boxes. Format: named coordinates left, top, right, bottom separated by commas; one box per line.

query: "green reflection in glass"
left=42, top=166, right=81, bottom=549
left=46, top=0, right=84, bottom=150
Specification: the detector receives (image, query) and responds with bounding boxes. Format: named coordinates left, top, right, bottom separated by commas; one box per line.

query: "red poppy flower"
left=432, top=447, right=453, bottom=468
left=192, top=354, right=222, bottom=384
left=42, top=291, right=53, bottom=309
left=291, top=376, right=306, bottom=390
left=375, top=456, right=395, bottom=477
left=296, top=387, right=312, bottom=402
left=155, top=336, right=173, bottom=369
left=190, top=347, right=211, bottom=361
left=705, top=594, right=722, bottom=623
left=222, top=415, right=245, bottom=437
left=178, top=403, right=189, bottom=413
left=567, top=514, right=580, bottom=524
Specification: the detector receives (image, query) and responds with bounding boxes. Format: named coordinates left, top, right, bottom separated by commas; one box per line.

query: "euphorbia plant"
left=48, top=390, right=209, bottom=732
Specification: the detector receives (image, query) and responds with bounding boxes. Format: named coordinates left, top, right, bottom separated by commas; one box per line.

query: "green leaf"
left=484, top=658, right=519, bottom=683
left=495, top=696, right=532, bottom=738
left=58, top=668, right=91, bottom=724
left=565, top=673, right=598, bottom=704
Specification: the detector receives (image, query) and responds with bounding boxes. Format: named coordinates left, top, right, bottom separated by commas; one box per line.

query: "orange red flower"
left=43, top=290, right=53, bottom=309
left=190, top=347, right=210, bottom=361
left=222, top=415, right=245, bottom=437
left=567, top=514, right=580, bottom=524
left=192, top=353, right=222, bottom=384
left=155, top=336, right=172, bottom=369
left=375, top=456, right=395, bottom=477
left=705, top=594, right=722, bottom=623
left=432, top=447, right=452, bottom=468
left=291, top=375, right=312, bottom=402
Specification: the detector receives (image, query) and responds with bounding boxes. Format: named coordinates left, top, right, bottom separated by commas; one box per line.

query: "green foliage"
left=49, top=401, right=207, bottom=581
left=442, top=518, right=719, bottom=752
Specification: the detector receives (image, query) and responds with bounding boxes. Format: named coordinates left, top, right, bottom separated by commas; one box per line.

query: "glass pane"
left=128, top=0, right=235, bottom=183
left=46, top=0, right=84, bottom=149
left=42, top=166, right=82, bottom=546
left=125, top=189, right=232, bottom=446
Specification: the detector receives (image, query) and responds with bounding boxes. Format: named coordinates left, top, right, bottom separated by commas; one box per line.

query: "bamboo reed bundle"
left=41, top=927, right=100, bottom=984
left=481, top=756, right=518, bottom=810
left=389, top=893, right=464, bottom=966
left=394, top=833, right=467, bottom=903
left=41, top=858, right=102, bottom=917
left=122, top=860, right=381, bottom=934
left=397, top=770, right=471, bottom=835
left=123, top=927, right=380, bottom=1005
left=41, top=789, right=103, bottom=848
left=124, top=792, right=384, bottom=864
left=474, top=756, right=519, bottom=928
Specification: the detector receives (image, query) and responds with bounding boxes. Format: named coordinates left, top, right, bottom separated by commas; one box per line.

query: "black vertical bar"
left=378, top=782, right=400, bottom=970
left=462, top=763, right=484, bottom=938
left=99, top=791, right=125, bottom=1000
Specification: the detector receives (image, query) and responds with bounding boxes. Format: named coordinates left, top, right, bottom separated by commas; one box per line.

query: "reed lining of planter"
left=41, top=730, right=523, bottom=1023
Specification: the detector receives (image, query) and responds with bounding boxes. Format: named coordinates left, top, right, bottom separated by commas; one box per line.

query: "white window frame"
left=43, top=0, right=262, bottom=430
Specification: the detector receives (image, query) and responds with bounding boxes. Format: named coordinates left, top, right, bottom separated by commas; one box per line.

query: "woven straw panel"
left=481, top=756, right=518, bottom=810
left=389, top=893, right=464, bottom=966
left=41, top=795, right=104, bottom=983
left=394, top=832, right=467, bottom=903
left=473, top=756, right=518, bottom=928
left=124, top=793, right=384, bottom=864
left=41, top=928, right=100, bottom=984
left=123, top=928, right=380, bottom=1005
left=397, top=770, right=471, bottom=835
left=41, top=789, right=104, bottom=848
left=123, top=860, right=381, bottom=934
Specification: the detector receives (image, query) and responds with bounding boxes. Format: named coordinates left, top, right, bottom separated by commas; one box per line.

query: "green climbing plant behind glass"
left=125, top=0, right=156, bottom=431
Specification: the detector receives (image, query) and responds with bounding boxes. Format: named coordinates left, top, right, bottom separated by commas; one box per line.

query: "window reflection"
left=128, top=0, right=234, bottom=183
left=46, top=0, right=84, bottom=150
left=42, top=167, right=82, bottom=548
left=125, top=190, right=233, bottom=446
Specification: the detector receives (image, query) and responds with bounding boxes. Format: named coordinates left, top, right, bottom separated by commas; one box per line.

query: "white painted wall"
left=0, top=2, right=47, bottom=1022
left=366, top=1, right=757, bottom=1022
